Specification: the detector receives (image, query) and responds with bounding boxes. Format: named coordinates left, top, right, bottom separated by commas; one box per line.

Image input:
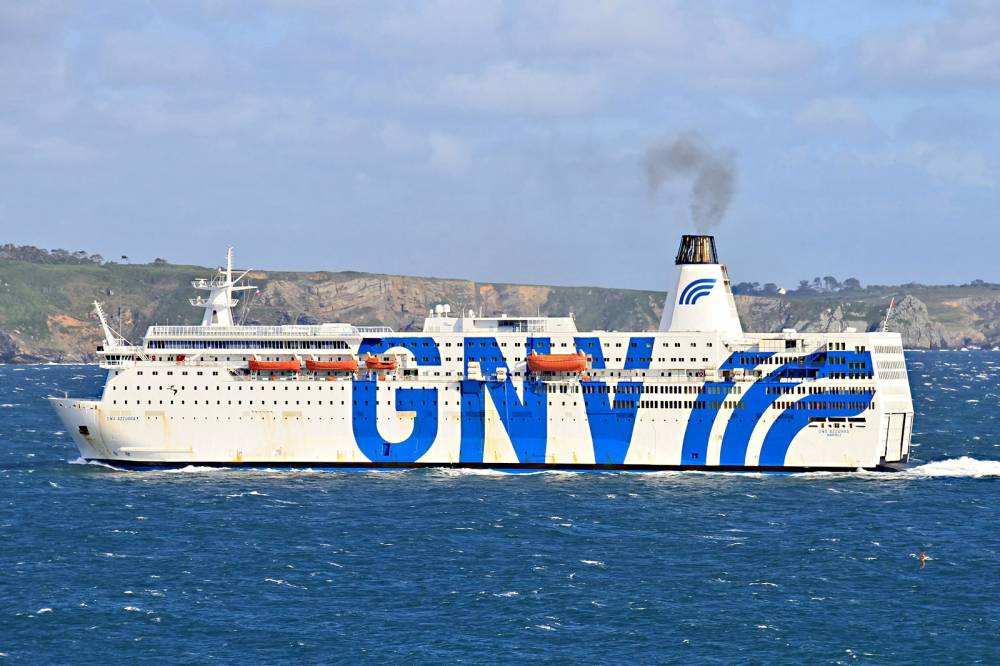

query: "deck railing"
left=145, top=324, right=394, bottom=338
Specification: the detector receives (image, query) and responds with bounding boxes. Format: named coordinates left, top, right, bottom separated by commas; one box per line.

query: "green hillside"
left=0, top=250, right=996, bottom=361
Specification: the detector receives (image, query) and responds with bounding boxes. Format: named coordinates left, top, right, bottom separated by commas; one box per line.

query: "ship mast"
left=190, top=247, right=257, bottom=327
left=93, top=300, right=124, bottom=347
left=881, top=296, right=896, bottom=333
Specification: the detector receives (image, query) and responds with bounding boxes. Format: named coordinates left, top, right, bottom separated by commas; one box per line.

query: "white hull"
left=50, top=237, right=915, bottom=472
left=51, top=363, right=911, bottom=472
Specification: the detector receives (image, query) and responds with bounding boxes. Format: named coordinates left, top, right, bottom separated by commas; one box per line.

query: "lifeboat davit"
left=248, top=355, right=301, bottom=372
left=305, top=356, right=359, bottom=372
left=527, top=350, right=588, bottom=373
left=365, top=354, right=397, bottom=371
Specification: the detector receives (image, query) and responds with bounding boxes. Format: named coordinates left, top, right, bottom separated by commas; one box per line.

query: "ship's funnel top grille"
left=675, top=235, right=718, bottom=265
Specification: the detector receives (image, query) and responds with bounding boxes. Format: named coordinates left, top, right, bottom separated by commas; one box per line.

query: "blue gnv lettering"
left=352, top=337, right=442, bottom=462
left=460, top=337, right=548, bottom=463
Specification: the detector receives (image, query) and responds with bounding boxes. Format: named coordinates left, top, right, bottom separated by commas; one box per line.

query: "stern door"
left=883, top=413, right=906, bottom=462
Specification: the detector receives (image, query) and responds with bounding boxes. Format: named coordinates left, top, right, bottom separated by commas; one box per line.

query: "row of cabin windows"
left=114, top=382, right=747, bottom=396
left=116, top=380, right=872, bottom=396
left=827, top=357, right=868, bottom=368
left=829, top=343, right=868, bottom=352
left=111, top=397, right=875, bottom=412
left=730, top=355, right=869, bottom=368
left=148, top=340, right=349, bottom=350
left=774, top=401, right=873, bottom=411
left=766, top=385, right=874, bottom=396
left=136, top=370, right=216, bottom=377
left=136, top=357, right=719, bottom=369
left=146, top=339, right=716, bottom=351
left=123, top=367, right=723, bottom=385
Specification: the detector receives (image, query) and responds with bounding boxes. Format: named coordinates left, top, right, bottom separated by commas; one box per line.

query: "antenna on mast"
left=190, top=247, right=256, bottom=327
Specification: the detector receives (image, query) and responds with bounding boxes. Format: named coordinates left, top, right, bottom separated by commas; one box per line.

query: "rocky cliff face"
left=736, top=293, right=982, bottom=349
left=0, top=328, right=66, bottom=363
left=736, top=297, right=868, bottom=336
left=0, top=329, right=22, bottom=362
left=886, top=295, right=950, bottom=349
left=244, top=270, right=663, bottom=336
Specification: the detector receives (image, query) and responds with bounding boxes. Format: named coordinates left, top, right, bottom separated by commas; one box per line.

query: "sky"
left=1, top=0, right=999, bottom=290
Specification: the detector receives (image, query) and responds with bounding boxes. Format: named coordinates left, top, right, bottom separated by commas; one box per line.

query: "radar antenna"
left=189, top=247, right=257, bottom=327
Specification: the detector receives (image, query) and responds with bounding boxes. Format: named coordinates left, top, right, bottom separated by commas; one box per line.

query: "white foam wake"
left=67, top=457, right=120, bottom=470
left=908, top=457, right=1000, bottom=478
left=428, top=467, right=512, bottom=477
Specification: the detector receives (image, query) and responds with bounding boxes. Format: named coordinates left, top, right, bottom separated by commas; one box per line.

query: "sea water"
left=1, top=353, right=998, bottom=663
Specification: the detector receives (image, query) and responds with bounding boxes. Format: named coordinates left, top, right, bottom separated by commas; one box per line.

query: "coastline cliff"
left=1, top=254, right=997, bottom=362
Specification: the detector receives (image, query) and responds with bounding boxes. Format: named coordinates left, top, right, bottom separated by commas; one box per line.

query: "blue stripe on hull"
left=680, top=381, right=735, bottom=464
left=581, top=380, right=641, bottom=465
left=758, top=389, right=876, bottom=466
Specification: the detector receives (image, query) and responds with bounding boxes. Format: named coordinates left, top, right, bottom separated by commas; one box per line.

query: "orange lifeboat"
left=527, top=350, right=588, bottom=373
left=365, top=354, right=397, bottom=371
left=305, top=356, right=359, bottom=372
left=248, top=355, right=301, bottom=372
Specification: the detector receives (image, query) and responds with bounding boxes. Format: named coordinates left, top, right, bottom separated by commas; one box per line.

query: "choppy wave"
left=56, top=459, right=1000, bottom=478
left=66, top=457, right=120, bottom=470
left=908, top=457, right=1000, bottom=478
left=157, top=465, right=231, bottom=474
left=428, top=467, right=513, bottom=477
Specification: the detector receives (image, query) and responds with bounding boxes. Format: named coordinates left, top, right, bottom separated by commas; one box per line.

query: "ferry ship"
left=50, top=235, right=914, bottom=471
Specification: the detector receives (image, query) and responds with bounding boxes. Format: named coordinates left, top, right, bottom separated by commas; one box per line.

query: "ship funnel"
left=675, top=234, right=718, bottom=264
left=659, top=234, right=743, bottom=338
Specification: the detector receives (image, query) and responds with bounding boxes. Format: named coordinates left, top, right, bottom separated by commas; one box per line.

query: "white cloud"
left=382, top=0, right=504, bottom=46
left=440, top=62, right=604, bottom=116
left=96, top=30, right=220, bottom=87
left=898, top=105, right=996, bottom=143
left=794, top=97, right=882, bottom=141
left=427, top=131, right=470, bottom=173
left=379, top=122, right=422, bottom=153
left=699, top=15, right=818, bottom=76
left=540, top=0, right=689, bottom=52
left=0, top=121, right=97, bottom=165
left=853, top=141, right=997, bottom=189
left=904, top=141, right=996, bottom=187
left=92, top=91, right=269, bottom=135
left=523, top=0, right=819, bottom=91
left=857, top=1, right=1000, bottom=88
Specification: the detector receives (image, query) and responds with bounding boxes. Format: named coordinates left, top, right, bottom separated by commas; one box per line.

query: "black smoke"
left=643, top=133, right=736, bottom=231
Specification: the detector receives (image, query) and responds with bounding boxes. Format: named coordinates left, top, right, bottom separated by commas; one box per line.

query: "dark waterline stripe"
left=83, top=459, right=910, bottom=473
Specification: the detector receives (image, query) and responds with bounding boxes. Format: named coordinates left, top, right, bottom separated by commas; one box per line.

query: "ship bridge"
left=421, top=306, right=577, bottom=334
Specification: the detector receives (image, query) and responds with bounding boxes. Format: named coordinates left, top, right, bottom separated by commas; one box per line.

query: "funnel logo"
left=679, top=278, right=717, bottom=305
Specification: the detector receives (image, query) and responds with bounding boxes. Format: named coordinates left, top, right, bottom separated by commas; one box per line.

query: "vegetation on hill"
left=0, top=246, right=997, bottom=361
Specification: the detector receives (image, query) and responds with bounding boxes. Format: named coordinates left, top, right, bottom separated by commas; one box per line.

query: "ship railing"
left=98, top=357, right=137, bottom=368
left=189, top=297, right=238, bottom=308
left=191, top=277, right=230, bottom=289
left=145, top=324, right=395, bottom=338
